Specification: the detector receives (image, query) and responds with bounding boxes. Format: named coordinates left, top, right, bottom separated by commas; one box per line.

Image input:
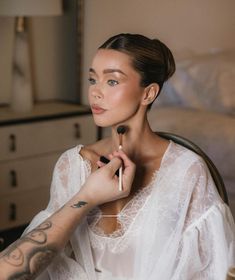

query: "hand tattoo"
left=71, top=201, right=88, bottom=208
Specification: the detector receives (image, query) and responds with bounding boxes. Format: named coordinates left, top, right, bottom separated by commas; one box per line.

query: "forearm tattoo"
left=0, top=221, right=58, bottom=280
left=71, top=201, right=88, bottom=208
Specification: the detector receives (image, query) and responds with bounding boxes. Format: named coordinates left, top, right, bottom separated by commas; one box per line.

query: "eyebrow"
left=89, top=68, right=127, bottom=76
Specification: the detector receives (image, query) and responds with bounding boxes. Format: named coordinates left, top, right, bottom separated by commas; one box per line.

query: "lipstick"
left=91, top=105, right=105, bottom=114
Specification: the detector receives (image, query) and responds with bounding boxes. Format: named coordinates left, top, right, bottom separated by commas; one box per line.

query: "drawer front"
left=0, top=187, right=50, bottom=230
left=0, top=153, right=60, bottom=195
left=0, top=115, right=97, bottom=161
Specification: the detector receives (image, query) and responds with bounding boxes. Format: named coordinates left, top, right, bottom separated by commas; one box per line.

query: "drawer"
left=0, top=115, right=97, bottom=161
left=0, top=187, right=50, bottom=230
left=0, top=153, right=60, bottom=195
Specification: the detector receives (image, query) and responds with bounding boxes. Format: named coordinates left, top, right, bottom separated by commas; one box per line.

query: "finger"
left=105, top=156, right=122, bottom=176
left=97, top=160, right=106, bottom=168
left=113, top=150, right=134, bottom=170
left=114, top=151, right=136, bottom=189
left=108, top=153, right=114, bottom=160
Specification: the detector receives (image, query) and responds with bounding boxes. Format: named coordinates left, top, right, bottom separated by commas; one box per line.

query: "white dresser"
left=0, top=102, right=97, bottom=233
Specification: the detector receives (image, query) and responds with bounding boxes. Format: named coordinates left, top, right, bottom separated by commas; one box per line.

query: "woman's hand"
left=0, top=151, right=135, bottom=280
left=79, top=150, right=136, bottom=206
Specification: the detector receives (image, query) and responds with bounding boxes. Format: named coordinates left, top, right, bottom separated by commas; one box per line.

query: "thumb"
left=105, top=156, right=122, bottom=176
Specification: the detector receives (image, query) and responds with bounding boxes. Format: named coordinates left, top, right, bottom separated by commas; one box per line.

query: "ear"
left=141, top=83, right=160, bottom=106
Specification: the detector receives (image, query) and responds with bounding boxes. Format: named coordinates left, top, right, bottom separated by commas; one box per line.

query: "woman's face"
left=88, top=49, right=146, bottom=127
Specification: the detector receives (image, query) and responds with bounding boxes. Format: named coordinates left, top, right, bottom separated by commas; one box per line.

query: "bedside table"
left=0, top=102, right=97, bottom=249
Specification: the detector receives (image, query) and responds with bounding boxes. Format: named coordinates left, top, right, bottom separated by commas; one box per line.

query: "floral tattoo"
left=0, top=221, right=58, bottom=280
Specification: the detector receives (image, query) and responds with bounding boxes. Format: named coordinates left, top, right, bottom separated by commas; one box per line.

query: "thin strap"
left=90, top=214, right=119, bottom=218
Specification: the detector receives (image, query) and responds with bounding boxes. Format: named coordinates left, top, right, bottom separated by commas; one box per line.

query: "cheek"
left=88, top=87, right=93, bottom=103
left=108, top=92, right=141, bottom=123
left=107, top=86, right=141, bottom=108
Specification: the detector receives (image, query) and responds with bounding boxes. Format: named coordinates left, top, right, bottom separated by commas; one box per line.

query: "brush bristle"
left=117, top=125, right=126, bottom=134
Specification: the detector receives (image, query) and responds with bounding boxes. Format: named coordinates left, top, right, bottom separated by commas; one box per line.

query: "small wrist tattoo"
left=71, top=201, right=88, bottom=208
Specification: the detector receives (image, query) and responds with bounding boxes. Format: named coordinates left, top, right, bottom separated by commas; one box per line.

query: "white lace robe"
left=24, top=141, right=235, bottom=280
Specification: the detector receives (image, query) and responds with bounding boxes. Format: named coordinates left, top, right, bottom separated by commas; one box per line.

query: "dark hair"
left=99, top=33, right=175, bottom=98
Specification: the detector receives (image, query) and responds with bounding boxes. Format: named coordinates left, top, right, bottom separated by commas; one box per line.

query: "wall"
left=82, top=0, right=235, bottom=104
left=0, top=19, right=14, bottom=104
left=0, top=0, right=234, bottom=105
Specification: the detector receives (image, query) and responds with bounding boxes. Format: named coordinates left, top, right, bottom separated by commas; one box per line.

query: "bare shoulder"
left=80, top=138, right=112, bottom=170
left=150, top=133, right=170, bottom=158
left=140, top=134, right=170, bottom=170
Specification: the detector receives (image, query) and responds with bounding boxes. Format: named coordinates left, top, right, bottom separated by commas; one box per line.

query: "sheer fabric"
left=24, top=141, right=235, bottom=280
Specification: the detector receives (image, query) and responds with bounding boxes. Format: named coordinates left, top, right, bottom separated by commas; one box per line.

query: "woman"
left=1, top=33, right=234, bottom=279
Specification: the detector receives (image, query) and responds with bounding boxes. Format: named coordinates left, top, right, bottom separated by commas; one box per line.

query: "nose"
left=90, top=86, right=103, bottom=99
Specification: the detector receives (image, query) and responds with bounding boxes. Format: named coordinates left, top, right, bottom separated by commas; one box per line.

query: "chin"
left=92, top=117, right=112, bottom=128
left=92, top=113, right=130, bottom=128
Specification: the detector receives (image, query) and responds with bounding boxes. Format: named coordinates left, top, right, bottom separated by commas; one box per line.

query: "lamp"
left=0, top=0, right=62, bottom=112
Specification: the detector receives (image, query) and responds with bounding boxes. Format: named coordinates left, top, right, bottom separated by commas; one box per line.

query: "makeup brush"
left=117, top=125, right=126, bottom=150
left=117, top=125, right=127, bottom=191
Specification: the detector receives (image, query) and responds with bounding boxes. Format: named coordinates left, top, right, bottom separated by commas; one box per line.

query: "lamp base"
left=11, top=17, right=33, bottom=113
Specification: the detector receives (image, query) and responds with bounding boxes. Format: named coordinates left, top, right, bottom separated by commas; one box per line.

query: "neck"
left=99, top=113, right=167, bottom=215
left=111, top=121, right=157, bottom=165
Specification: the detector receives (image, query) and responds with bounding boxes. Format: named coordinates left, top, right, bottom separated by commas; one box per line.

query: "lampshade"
left=0, top=0, right=62, bottom=16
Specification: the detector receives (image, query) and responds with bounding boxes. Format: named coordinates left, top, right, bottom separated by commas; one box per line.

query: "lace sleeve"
left=23, top=151, right=71, bottom=233
left=47, top=151, right=71, bottom=213
left=173, top=158, right=235, bottom=280
left=179, top=157, right=223, bottom=229
left=133, top=145, right=235, bottom=280
left=25, top=149, right=89, bottom=279
left=173, top=203, right=235, bottom=280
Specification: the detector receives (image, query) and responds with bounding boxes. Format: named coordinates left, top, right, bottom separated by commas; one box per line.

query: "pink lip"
left=91, top=105, right=106, bottom=114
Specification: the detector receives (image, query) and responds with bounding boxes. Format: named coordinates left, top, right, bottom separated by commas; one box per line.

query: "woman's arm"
left=0, top=150, right=135, bottom=280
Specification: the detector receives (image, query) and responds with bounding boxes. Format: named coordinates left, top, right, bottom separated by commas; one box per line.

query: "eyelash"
left=88, top=78, right=119, bottom=87
left=107, top=80, right=119, bottom=86
left=88, top=78, right=96, bottom=85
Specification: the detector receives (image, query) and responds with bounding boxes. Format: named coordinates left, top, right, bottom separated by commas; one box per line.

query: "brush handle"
left=118, top=145, right=123, bottom=191
left=119, top=165, right=123, bottom=191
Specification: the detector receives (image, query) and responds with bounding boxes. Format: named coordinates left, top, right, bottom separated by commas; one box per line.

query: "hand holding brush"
left=99, top=125, right=127, bottom=191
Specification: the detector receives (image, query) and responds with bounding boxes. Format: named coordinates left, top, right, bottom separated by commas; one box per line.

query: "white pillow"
left=154, top=50, right=235, bottom=114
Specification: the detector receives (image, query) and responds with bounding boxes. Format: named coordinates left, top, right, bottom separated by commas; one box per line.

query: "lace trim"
left=87, top=170, right=158, bottom=240
left=87, top=174, right=158, bottom=253
left=76, top=145, right=92, bottom=175
left=78, top=142, right=171, bottom=252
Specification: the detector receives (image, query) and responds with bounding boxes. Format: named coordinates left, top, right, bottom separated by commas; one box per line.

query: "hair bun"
left=152, top=39, right=175, bottom=81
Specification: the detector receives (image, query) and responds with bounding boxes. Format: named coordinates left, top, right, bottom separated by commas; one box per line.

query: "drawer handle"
left=0, top=237, right=4, bottom=245
left=0, top=237, right=4, bottom=251
left=74, top=123, right=81, bottom=139
left=10, top=170, right=18, bottom=187
left=9, top=203, right=17, bottom=221
left=9, top=134, right=16, bottom=152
